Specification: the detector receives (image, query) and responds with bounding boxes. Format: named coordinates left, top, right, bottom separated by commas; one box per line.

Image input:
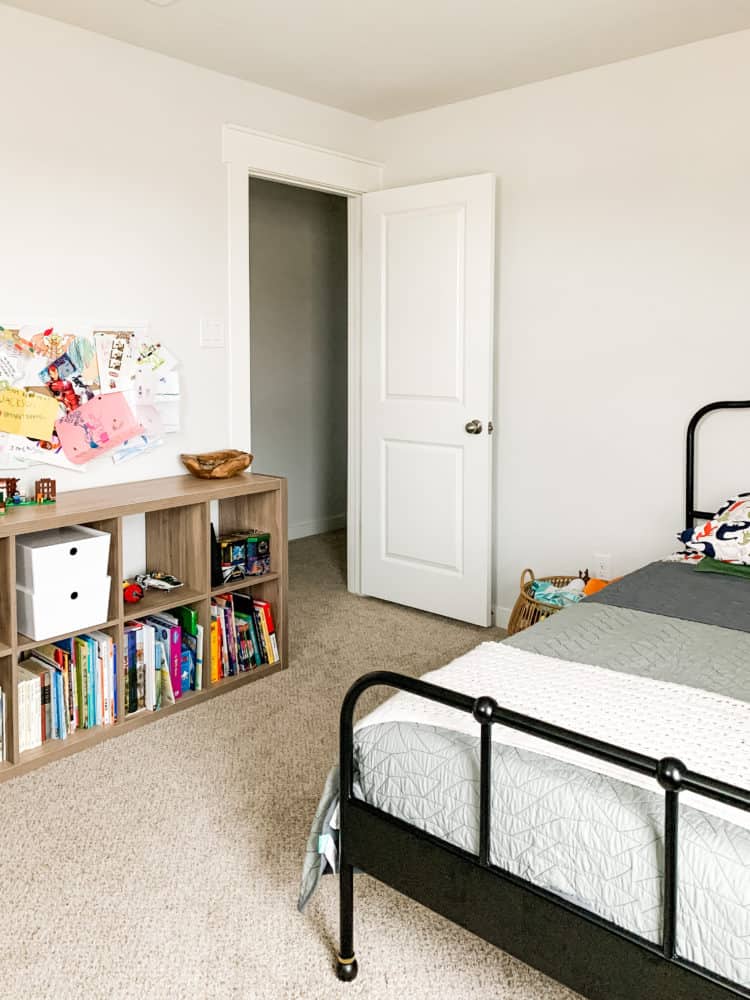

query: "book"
left=124, top=624, right=141, bottom=714
left=254, top=599, right=280, bottom=664
left=38, top=643, right=71, bottom=734
left=134, top=627, right=145, bottom=710
left=195, top=623, right=204, bottom=691
left=145, top=613, right=182, bottom=700
left=251, top=601, right=270, bottom=664
left=175, top=605, right=198, bottom=691
left=233, top=594, right=263, bottom=667
left=17, top=665, right=42, bottom=751
left=210, top=617, right=220, bottom=683
left=54, top=638, right=77, bottom=732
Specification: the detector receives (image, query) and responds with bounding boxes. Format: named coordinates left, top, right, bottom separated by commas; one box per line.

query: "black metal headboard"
left=686, top=400, right=750, bottom=529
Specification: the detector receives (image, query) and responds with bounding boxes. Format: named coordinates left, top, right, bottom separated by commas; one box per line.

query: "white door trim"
left=222, top=124, right=383, bottom=594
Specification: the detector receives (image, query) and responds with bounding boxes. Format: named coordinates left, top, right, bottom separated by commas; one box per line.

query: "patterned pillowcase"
left=677, top=493, right=750, bottom=563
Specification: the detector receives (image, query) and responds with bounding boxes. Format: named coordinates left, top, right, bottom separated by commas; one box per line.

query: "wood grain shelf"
left=0, top=473, right=288, bottom=782
left=17, top=620, right=119, bottom=654
left=210, top=572, right=280, bottom=596
left=131, top=586, right=207, bottom=618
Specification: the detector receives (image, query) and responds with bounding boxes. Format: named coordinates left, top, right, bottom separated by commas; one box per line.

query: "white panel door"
left=360, top=174, right=495, bottom=625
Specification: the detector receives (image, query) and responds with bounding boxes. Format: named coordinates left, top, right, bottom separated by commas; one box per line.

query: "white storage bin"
left=16, top=525, right=110, bottom=593
left=17, top=577, right=112, bottom=641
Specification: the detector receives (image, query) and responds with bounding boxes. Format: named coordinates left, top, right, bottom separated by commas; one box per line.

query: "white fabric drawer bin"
left=16, top=526, right=110, bottom=593
left=17, top=577, right=112, bottom=641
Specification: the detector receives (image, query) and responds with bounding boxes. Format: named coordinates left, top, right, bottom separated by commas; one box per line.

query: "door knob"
left=465, top=419, right=483, bottom=435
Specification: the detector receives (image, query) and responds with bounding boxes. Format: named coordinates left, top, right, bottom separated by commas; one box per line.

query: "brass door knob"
left=465, top=419, right=483, bottom=434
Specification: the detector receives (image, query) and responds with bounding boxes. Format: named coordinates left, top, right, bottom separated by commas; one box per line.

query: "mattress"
left=300, top=563, right=750, bottom=988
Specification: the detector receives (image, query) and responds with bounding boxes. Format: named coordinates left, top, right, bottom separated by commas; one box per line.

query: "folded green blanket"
left=695, top=557, right=750, bottom=580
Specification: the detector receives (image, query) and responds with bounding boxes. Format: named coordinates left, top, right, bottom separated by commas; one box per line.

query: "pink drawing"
left=55, top=392, right=143, bottom=464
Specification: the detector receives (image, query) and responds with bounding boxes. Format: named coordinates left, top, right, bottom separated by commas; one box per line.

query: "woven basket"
left=506, top=568, right=576, bottom=636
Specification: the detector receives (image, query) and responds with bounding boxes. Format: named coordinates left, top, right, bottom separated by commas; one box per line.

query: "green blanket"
left=695, top=557, right=750, bottom=580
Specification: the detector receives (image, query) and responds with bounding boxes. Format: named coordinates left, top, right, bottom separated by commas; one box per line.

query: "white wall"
left=375, top=29, right=750, bottom=621
left=249, top=178, right=348, bottom=540
left=0, top=3, right=375, bottom=496
left=4, top=3, right=750, bottom=620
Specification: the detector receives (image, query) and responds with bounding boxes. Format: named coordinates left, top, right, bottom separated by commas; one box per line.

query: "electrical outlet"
left=593, top=553, right=612, bottom=580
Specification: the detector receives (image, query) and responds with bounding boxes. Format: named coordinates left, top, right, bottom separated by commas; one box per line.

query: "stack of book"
left=123, top=605, right=204, bottom=715
left=210, top=593, right=279, bottom=681
left=18, top=631, right=117, bottom=752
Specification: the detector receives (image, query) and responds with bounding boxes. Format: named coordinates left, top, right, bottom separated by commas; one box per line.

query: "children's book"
left=145, top=614, right=182, bottom=701
left=195, top=623, right=204, bottom=691
left=124, top=624, right=141, bottom=714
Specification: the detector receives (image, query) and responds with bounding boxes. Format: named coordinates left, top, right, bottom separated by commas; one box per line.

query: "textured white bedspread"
left=356, top=642, right=750, bottom=829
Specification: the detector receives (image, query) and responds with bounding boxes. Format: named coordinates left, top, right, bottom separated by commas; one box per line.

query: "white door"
left=360, top=174, right=496, bottom=626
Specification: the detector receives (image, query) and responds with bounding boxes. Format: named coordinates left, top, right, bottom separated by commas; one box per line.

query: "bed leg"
left=336, top=862, right=358, bottom=982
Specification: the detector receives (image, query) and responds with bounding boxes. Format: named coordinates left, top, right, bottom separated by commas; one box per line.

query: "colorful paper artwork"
left=55, top=393, right=144, bottom=464
left=0, top=387, right=61, bottom=440
left=0, top=328, right=35, bottom=355
left=67, top=336, right=100, bottom=389
left=0, top=322, right=181, bottom=472
left=94, top=330, right=137, bottom=393
left=30, top=328, right=75, bottom=359
left=0, top=353, right=22, bottom=390
left=39, top=352, right=95, bottom=412
left=135, top=338, right=177, bottom=373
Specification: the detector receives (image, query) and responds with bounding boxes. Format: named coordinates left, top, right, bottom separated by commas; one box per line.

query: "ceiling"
left=6, top=0, right=750, bottom=119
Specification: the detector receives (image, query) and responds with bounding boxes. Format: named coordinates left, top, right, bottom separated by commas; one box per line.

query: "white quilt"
left=356, top=642, right=750, bottom=829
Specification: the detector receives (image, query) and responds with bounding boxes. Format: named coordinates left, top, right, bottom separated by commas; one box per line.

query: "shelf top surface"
left=0, top=473, right=283, bottom=537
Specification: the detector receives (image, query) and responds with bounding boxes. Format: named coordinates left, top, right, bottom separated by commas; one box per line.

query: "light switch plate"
left=200, top=318, right=225, bottom=348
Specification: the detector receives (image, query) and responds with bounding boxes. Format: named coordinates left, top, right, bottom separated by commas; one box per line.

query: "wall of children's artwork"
left=0, top=325, right=180, bottom=474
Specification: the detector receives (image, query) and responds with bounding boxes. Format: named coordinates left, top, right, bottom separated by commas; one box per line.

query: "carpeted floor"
left=0, top=531, right=580, bottom=1000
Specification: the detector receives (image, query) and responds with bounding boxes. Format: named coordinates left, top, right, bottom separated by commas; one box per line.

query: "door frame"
left=222, top=124, right=383, bottom=593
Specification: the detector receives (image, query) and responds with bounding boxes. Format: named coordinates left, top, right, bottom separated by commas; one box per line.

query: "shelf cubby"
left=0, top=473, right=287, bottom=781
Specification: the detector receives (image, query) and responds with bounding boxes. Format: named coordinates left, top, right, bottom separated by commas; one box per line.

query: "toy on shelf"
left=219, top=529, right=271, bottom=583
left=123, top=580, right=144, bottom=604
left=135, top=571, right=184, bottom=592
left=0, top=476, right=57, bottom=514
left=35, top=478, right=56, bottom=503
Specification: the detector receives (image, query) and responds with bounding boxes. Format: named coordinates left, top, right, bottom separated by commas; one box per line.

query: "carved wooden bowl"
left=180, top=449, right=253, bottom=479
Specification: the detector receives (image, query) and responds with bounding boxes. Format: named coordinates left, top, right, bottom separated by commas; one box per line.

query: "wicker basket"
left=506, top=568, right=576, bottom=636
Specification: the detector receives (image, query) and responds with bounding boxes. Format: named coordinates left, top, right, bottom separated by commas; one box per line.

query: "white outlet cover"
left=200, top=318, right=225, bottom=348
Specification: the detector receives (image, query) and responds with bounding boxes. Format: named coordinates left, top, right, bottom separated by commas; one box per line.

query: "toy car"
left=135, top=571, right=184, bottom=591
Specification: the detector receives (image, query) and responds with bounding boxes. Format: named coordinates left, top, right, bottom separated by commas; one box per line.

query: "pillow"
left=678, top=493, right=750, bottom=563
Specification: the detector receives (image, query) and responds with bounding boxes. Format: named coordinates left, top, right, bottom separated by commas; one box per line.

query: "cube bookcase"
left=0, top=473, right=287, bottom=781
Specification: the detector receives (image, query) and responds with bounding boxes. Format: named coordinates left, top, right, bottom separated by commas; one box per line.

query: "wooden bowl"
left=180, top=449, right=253, bottom=479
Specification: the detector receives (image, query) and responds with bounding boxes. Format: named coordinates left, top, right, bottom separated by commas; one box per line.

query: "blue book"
left=84, top=638, right=93, bottom=728
left=180, top=649, right=192, bottom=693
left=55, top=671, right=64, bottom=739
left=125, top=627, right=139, bottom=713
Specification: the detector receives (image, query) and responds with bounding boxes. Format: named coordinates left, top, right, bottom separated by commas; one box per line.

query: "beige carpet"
left=0, top=531, right=580, bottom=1000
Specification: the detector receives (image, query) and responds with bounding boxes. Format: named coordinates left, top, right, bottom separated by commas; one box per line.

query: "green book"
left=74, top=637, right=88, bottom=730
left=175, top=606, right=198, bottom=636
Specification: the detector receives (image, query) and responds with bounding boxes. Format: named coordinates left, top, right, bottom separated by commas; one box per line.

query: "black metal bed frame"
left=334, top=400, right=750, bottom=998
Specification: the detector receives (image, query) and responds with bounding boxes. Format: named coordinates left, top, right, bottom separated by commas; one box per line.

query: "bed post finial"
left=656, top=757, right=686, bottom=792
left=472, top=695, right=498, bottom=725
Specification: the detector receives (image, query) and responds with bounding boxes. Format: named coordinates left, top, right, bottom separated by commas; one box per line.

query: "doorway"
left=248, top=177, right=348, bottom=545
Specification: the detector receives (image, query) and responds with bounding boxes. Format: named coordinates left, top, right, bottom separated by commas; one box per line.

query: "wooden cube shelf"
left=0, top=473, right=287, bottom=781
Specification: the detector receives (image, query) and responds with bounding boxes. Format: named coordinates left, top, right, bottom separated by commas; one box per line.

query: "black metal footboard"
left=335, top=670, right=750, bottom=1000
